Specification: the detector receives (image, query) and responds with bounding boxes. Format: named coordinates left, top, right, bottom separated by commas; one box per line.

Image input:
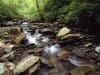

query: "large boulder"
left=56, top=27, right=71, bottom=38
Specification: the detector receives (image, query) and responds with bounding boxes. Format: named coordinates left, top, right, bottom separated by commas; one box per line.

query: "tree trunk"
left=35, top=0, right=40, bottom=13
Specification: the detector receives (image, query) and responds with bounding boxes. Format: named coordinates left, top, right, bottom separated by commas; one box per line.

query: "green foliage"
left=42, top=0, right=100, bottom=27
left=0, top=0, right=22, bottom=20
left=0, top=0, right=99, bottom=28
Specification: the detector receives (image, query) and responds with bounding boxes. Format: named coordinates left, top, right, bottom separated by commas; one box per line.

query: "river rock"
left=6, top=21, right=14, bottom=26
left=72, top=49, right=85, bottom=58
left=97, top=55, right=100, bottom=62
left=61, top=33, right=81, bottom=40
left=27, top=62, right=40, bottom=75
left=14, top=55, right=39, bottom=75
left=88, top=51, right=98, bottom=59
left=57, top=50, right=70, bottom=59
left=41, top=28, right=53, bottom=34
left=70, top=66, right=95, bottom=75
left=4, top=44, right=15, bottom=53
left=0, top=62, right=15, bottom=75
left=0, top=51, right=14, bottom=61
left=56, top=27, right=71, bottom=37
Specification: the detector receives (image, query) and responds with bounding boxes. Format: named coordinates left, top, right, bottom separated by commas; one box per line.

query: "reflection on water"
left=68, top=57, right=93, bottom=67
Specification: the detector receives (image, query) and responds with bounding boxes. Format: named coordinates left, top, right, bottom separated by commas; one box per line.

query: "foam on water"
left=24, top=29, right=49, bottom=46
left=68, top=57, right=93, bottom=67
left=44, top=44, right=61, bottom=55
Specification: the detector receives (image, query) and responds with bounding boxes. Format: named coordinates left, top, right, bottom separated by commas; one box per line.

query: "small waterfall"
left=44, top=44, right=62, bottom=55
left=24, top=30, right=36, bottom=45
left=34, top=28, right=39, bottom=35
left=23, top=28, right=49, bottom=46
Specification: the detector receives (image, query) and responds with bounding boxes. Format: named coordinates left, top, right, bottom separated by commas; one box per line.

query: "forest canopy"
left=0, top=0, right=100, bottom=27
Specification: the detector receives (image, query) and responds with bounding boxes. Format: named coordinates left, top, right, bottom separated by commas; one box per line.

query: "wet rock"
left=27, top=62, right=40, bottom=75
left=96, top=72, right=100, bottom=75
left=84, top=43, right=93, bottom=47
left=88, top=51, right=98, bottom=59
left=41, top=28, right=53, bottom=34
left=0, top=63, right=5, bottom=75
left=53, top=22, right=59, bottom=26
left=14, top=33, right=25, bottom=44
left=34, top=48, right=43, bottom=53
left=97, top=55, right=100, bottom=62
left=49, top=64, right=67, bottom=75
left=56, top=27, right=71, bottom=37
left=9, top=28, right=25, bottom=44
left=6, top=21, right=14, bottom=26
left=62, top=60, right=76, bottom=70
left=49, top=68, right=60, bottom=75
left=4, top=44, right=15, bottom=53
left=72, top=49, right=85, bottom=58
left=57, top=50, right=70, bottom=59
left=0, top=42, right=5, bottom=47
left=70, top=66, right=95, bottom=75
left=95, top=46, right=100, bottom=53
left=50, top=56, right=57, bottom=65
left=0, top=48, right=5, bottom=57
left=61, top=33, right=81, bottom=40
left=17, top=20, right=24, bottom=24
left=0, top=51, right=14, bottom=60
left=14, top=55, right=39, bottom=75
left=40, top=57, right=53, bottom=67
left=85, top=70, right=96, bottom=75
left=0, top=62, right=15, bottom=75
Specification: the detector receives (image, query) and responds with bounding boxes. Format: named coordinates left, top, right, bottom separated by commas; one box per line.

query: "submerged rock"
left=4, top=44, right=15, bottom=53
left=56, top=27, right=71, bottom=38
left=72, top=49, right=85, bottom=58
left=70, top=66, right=95, bottom=75
left=6, top=21, right=14, bottom=26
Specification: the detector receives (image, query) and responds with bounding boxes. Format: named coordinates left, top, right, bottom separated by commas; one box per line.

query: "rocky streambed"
left=0, top=21, right=100, bottom=75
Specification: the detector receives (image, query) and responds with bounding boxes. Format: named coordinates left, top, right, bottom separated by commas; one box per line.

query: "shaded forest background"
left=0, top=0, right=100, bottom=32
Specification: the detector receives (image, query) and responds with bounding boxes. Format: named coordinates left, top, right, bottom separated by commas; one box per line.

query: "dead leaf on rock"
left=9, top=28, right=25, bottom=44
left=34, top=48, right=43, bottom=53
left=57, top=50, right=70, bottom=59
left=50, top=56, right=57, bottom=65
